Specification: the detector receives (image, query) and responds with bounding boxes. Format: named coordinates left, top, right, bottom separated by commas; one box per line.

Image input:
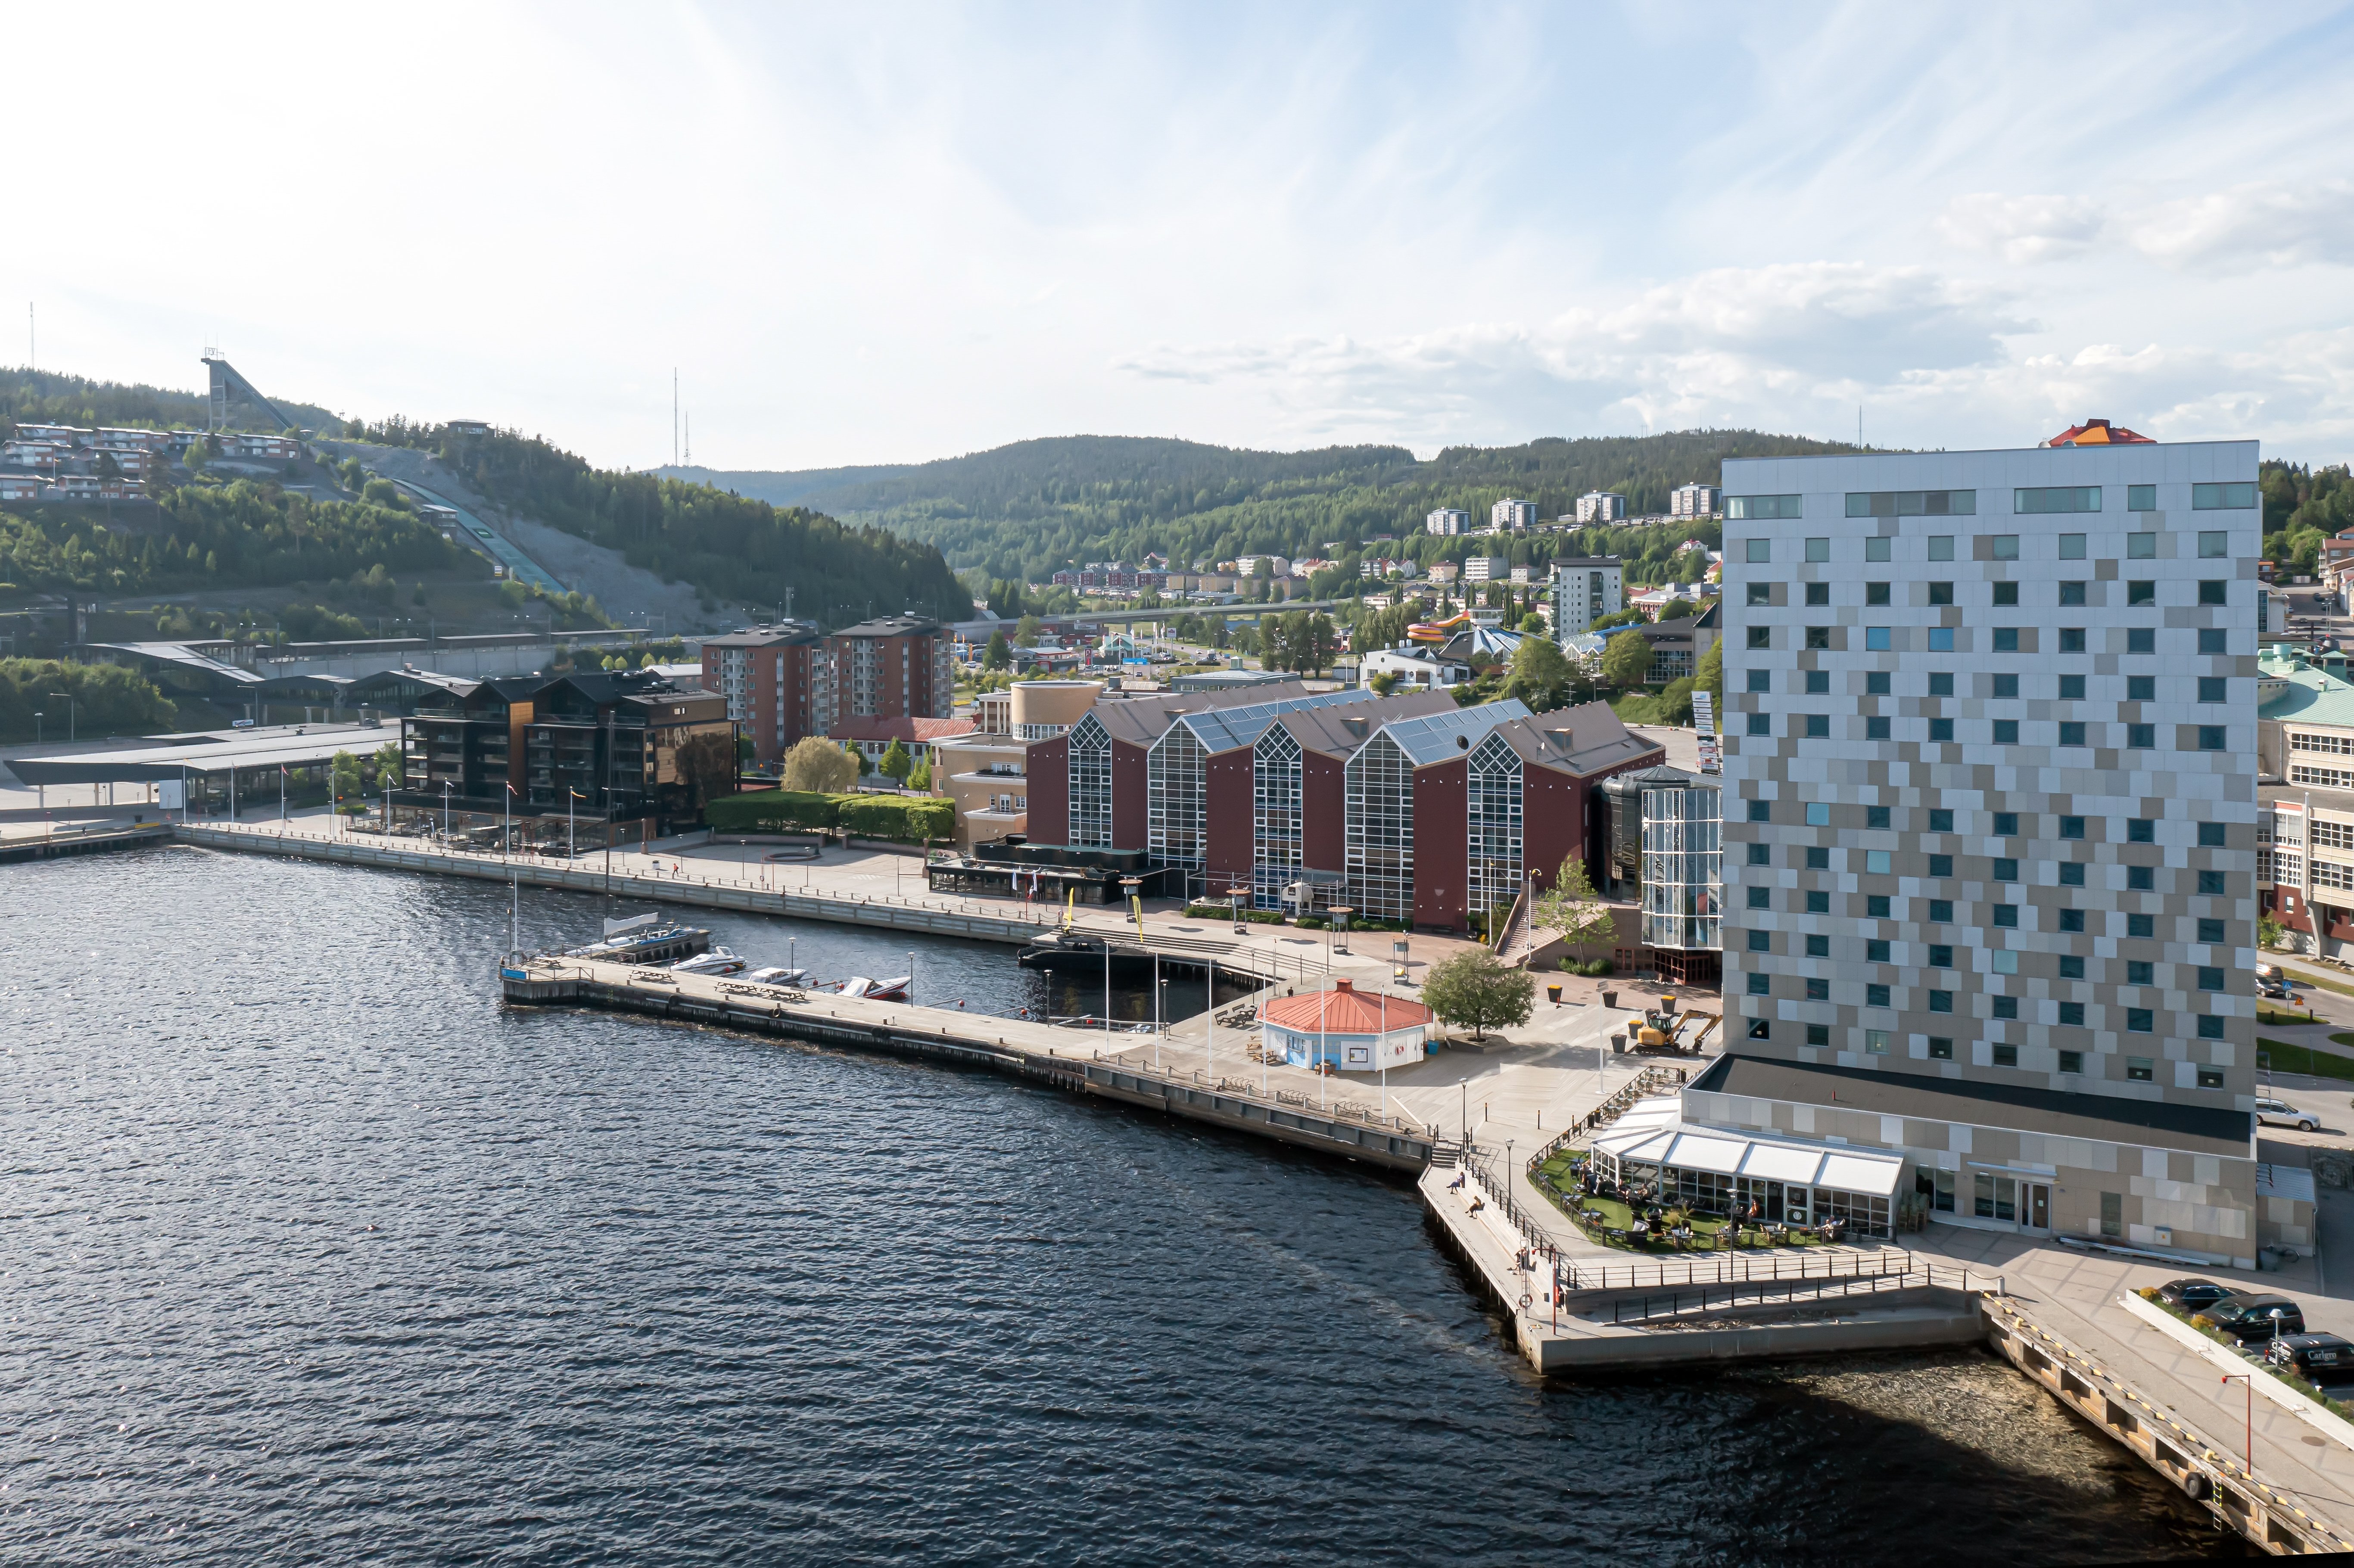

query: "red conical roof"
left=1258, top=977, right=1432, bottom=1032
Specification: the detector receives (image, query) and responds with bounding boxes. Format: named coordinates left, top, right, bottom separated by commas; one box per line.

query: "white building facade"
left=1671, top=482, right=1721, bottom=520
left=1549, top=555, right=1624, bottom=638
left=1576, top=491, right=1628, bottom=524
left=1491, top=498, right=1538, bottom=531
left=1708, top=440, right=2263, bottom=1265
left=1426, top=508, right=1471, bottom=536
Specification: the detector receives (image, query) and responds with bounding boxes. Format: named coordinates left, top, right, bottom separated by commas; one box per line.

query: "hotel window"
left=2059, top=908, right=2086, bottom=932
left=1806, top=803, right=1831, bottom=826
left=1989, top=535, right=2020, bottom=560
left=1928, top=1036, right=1954, bottom=1060
left=1868, top=984, right=1892, bottom=1007
left=1805, top=627, right=1832, bottom=650
left=1747, top=669, right=1771, bottom=692
left=1993, top=721, right=2019, bottom=745
left=1746, top=714, right=1770, bottom=736
left=2126, top=817, right=2154, bottom=843
left=1806, top=1024, right=1831, bottom=1046
left=1748, top=1019, right=1772, bottom=1039
left=1927, top=944, right=1952, bottom=968
left=2198, top=726, right=2226, bottom=750
left=1867, top=895, right=1891, bottom=917
left=2198, top=966, right=2225, bottom=992
left=1799, top=714, right=1828, bottom=738
left=1805, top=978, right=1829, bottom=1000
left=1993, top=857, right=2019, bottom=880
left=1927, top=899, right=1953, bottom=921
left=1928, top=581, right=1954, bottom=606
left=1866, top=582, right=1890, bottom=606
left=2127, top=580, right=2155, bottom=606
left=1867, top=806, right=1891, bottom=828
left=2060, top=628, right=2086, bottom=652
left=1806, top=933, right=1829, bottom=957
left=1927, top=989, right=1953, bottom=1013
left=1928, top=629, right=1955, bottom=653
left=1747, top=582, right=1772, bottom=606
left=2198, top=1014, right=2225, bottom=1038
left=2058, top=956, right=2084, bottom=979
left=2127, top=485, right=2156, bottom=512
left=1993, top=582, right=2020, bottom=607
left=2060, top=815, right=2086, bottom=840
left=1866, top=536, right=1891, bottom=561
left=2059, top=1050, right=2085, bottom=1073
left=2128, top=627, right=2155, bottom=653
left=1991, top=996, right=2017, bottom=1019
left=1747, top=843, right=1770, bottom=866
left=2198, top=678, right=2227, bottom=703
left=1866, top=672, right=1891, bottom=695
left=2198, top=579, right=2227, bottom=606
left=1806, top=582, right=1831, bottom=606
left=1804, top=669, right=1830, bottom=693
left=1928, top=853, right=1953, bottom=877
left=1747, top=930, right=1771, bottom=952
left=2015, top=486, right=2100, bottom=514
left=1929, top=673, right=1955, bottom=697
left=2198, top=530, right=2229, bottom=558
left=1865, top=626, right=1891, bottom=650
left=1865, top=1030, right=1890, bottom=1054
left=2060, top=864, right=2086, bottom=887
left=2059, top=581, right=2086, bottom=605
left=1927, top=535, right=1954, bottom=560
left=1846, top=490, right=1976, bottom=517
left=1866, top=939, right=1891, bottom=961
left=2058, top=1002, right=2085, bottom=1027
left=2194, top=482, right=2258, bottom=510
left=1993, top=674, right=2018, bottom=699
left=1730, top=495, right=1803, bottom=520
left=2126, top=960, right=2154, bottom=985
left=1992, top=1044, right=2018, bottom=1067
left=1747, top=627, right=1772, bottom=650
left=1805, top=891, right=1830, bottom=913
left=2127, top=724, right=2155, bottom=749
left=1806, top=537, right=1830, bottom=562
left=2127, top=675, right=2156, bottom=700
left=2059, top=675, right=2086, bottom=700
left=2127, top=1011, right=2155, bottom=1035
left=1748, top=973, right=1770, bottom=996
left=1865, top=716, right=1891, bottom=740
left=1865, top=849, right=1891, bottom=874
left=2128, top=533, right=2157, bottom=559
left=2127, top=865, right=2154, bottom=891
left=1929, top=718, right=1955, bottom=741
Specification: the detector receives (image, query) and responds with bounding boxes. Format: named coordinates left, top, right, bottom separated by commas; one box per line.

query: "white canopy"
left=1591, top=1118, right=1906, bottom=1199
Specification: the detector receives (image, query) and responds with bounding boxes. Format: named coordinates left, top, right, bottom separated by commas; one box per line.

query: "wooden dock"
left=501, top=955, right=1437, bottom=1172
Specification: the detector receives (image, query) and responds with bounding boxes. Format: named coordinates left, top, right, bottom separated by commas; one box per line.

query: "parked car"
left=2205, top=1293, right=2307, bottom=1342
left=2158, top=1277, right=2238, bottom=1313
left=2266, top=1332, right=2354, bottom=1383
left=2256, top=1098, right=2321, bottom=1132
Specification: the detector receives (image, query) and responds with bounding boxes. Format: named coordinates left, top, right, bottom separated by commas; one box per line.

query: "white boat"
left=671, top=946, right=747, bottom=976
left=743, top=966, right=809, bottom=986
left=836, top=974, right=912, bottom=1001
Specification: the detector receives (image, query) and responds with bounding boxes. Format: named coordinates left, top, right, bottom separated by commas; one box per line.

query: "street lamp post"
left=441, top=780, right=452, bottom=843
left=1332, top=906, right=1353, bottom=957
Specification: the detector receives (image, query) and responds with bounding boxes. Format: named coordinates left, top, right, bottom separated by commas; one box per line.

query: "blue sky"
left=8, top=2, right=2354, bottom=470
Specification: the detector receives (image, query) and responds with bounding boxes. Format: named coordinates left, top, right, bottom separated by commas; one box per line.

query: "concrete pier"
left=0, top=820, right=171, bottom=863
left=501, top=955, right=1439, bottom=1171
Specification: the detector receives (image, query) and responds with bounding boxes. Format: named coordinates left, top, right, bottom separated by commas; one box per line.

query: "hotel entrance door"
left=2023, top=1181, right=2050, bottom=1233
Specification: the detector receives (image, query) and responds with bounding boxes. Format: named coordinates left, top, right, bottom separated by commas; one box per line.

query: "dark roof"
left=1270, top=688, right=1455, bottom=758
left=703, top=625, right=822, bottom=648
left=1082, top=680, right=1319, bottom=746
left=1688, top=1053, right=2252, bottom=1158
left=1495, top=701, right=1665, bottom=778
left=831, top=615, right=943, bottom=638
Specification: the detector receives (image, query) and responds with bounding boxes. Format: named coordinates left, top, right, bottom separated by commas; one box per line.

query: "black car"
left=2158, top=1277, right=2236, bottom=1313
left=2266, top=1332, right=2354, bottom=1383
left=2206, top=1293, right=2307, bottom=1342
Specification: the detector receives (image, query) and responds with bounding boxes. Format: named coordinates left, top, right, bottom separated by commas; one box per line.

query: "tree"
left=2259, top=915, right=2286, bottom=951
left=330, top=748, right=364, bottom=809
left=1696, top=636, right=1723, bottom=709
left=878, top=739, right=913, bottom=784
left=782, top=735, right=858, bottom=793
left=909, top=756, right=933, bottom=790
left=1504, top=633, right=1574, bottom=713
left=983, top=629, right=1012, bottom=669
left=1603, top=628, right=1653, bottom=689
left=1422, top=949, right=1535, bottom=1042
left=737, top=734, right=758, bottom=767
left=1518, top=611, right=1548, bottom=634
left=371, top=741, right=404, bottom=790
left=1655, top=596, right=1697, bottom=620
left=1369, top=670, right=1399, bottom=697
left=1014, top=614, right=1042, bottom=646
left=1532, top=854, right=1617, bottom=952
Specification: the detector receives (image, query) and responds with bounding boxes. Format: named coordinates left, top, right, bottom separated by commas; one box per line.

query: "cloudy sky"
left=8, top=2, right=2352, bottom=470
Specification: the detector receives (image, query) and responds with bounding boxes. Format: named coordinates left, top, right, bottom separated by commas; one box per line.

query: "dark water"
left=0, top=845, right=2247, bottom=1564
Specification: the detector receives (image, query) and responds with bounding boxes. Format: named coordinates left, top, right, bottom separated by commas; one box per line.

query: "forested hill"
left=659, top=429, right=1855, bottom=585
left=356, top=420, right=971, bottom=627
left=0, top=367, right=342, bottom=437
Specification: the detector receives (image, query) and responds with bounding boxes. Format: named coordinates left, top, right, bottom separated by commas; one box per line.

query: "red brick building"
left=701, top=626, right=829, bottom=765
left=827, top=615, right=951, bottom=731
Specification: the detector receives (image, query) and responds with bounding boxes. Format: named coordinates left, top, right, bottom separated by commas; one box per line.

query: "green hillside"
left=357, top=420, right=971, bottom=628
left=0, top=366, right=342, bottom=437
left=678, top=429, right=1857, bottom=587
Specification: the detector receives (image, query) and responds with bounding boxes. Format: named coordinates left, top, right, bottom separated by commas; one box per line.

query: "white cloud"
left=2125, top=182, right=2354, bottom=274
left=1938, top=193, right=2108, bottom=265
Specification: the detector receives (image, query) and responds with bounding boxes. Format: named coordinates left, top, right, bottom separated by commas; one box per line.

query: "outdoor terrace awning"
left=1591, top=1118, right=1906, bottom=1199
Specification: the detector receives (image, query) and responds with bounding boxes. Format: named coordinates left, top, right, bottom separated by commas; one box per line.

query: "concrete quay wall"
left=1983, top=1295, right=2354, bottom=1555
left=172, top=826, right=1318, bottom=985
left=502, top=959, right=1436, bottom=1173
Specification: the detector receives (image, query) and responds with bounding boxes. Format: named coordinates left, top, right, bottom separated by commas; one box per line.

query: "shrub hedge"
left=705, top=789, right=954, bottom=843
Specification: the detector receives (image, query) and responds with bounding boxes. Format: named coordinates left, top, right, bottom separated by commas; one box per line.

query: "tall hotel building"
left=1682, top=436, right=2264, bottom=1261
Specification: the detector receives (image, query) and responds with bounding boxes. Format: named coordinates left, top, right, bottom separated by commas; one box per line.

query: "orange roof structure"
left=1258, top=977, right=1432, bottom=1033
left=2041, top=417, right=2154, bottom=448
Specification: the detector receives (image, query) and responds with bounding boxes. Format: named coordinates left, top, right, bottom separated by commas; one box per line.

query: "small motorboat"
left=671, top=946, right=747, bottom=976
left=742, top=966, right=809, bottom=986
left=836, top=975, right=912, bottom=1001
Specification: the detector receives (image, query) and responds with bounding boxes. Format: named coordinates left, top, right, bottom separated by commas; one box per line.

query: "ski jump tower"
left=201, top=350, right=296, bottom=434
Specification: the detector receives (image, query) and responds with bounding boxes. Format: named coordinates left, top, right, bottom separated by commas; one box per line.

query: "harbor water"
left=0, top=845, right=2248, bottom=1562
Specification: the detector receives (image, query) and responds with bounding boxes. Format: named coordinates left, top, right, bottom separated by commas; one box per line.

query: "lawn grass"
left=2267, top=962, right=2354, bottom=1002
left=2261, top=1005, right=2325, bottom=1027
left=2257, top=1037, right=2354, bottom=1082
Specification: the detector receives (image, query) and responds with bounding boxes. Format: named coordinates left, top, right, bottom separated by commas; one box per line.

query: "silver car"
left=2257, top=1097, right=2320, bottom=1132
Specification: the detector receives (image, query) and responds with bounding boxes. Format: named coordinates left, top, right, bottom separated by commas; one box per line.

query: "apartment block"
left=701, top=625, right=828, bottom=765
left=827, top=615, right=952, bottom=729
left=1491, top=498, right=1538, bottom=531
left=1426, top=508, right=1471, bottom=536
left=1671, top=482, right=1720, bottom=520
left=1549, top=555, right=1624, bottom=637
left=1697, top=437, right=2263, bottom=1260
left=1463, top=556, right=1510, bottom=583
left=1576, top=490, right=1628, bottom=524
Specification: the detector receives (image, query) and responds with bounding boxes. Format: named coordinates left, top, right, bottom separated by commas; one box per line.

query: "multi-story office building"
left=1426, top=508, right=1471, bottom=536
left=701, top=625, right=828, bottom=765
left=827, top=615, right=951, bottom=728
left=1690, top=438, right=2263, bottom=1259
left=396, top=668, right=736, bottom=837
left=1463, top=556, right=1510, bottom=583
left=1671, top=482, right=1720, bottom=520
left=1491, top=498, right=1539, bottom=531
left=1576, top=490, right=1628, bottom=524
left=1549, top=556, right=1624, bottom=637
